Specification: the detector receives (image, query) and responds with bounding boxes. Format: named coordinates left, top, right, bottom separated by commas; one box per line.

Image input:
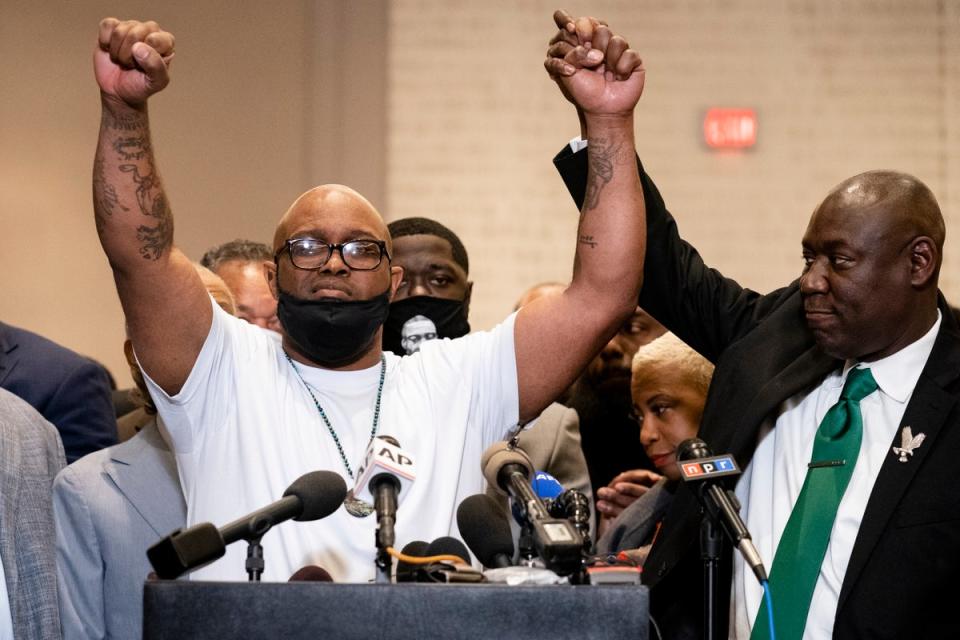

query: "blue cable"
left=761, top=580, right=776, bottom=640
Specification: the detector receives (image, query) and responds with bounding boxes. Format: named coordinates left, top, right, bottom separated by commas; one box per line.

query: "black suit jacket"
left=555, top=146, right=960, bottom=638
left=0, top=322, right=117, bottom=463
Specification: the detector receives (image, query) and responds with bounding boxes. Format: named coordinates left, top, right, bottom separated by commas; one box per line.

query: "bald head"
left=273, top=184, right=391, bottom=253
left=819, top=170, right=945, bottom=258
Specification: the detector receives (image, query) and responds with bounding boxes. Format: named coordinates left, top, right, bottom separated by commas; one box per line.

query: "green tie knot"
left=841, top=366, right=878, bottom=403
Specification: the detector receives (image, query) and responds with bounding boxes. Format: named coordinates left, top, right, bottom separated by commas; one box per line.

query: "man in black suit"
left=548, top=12, right=959, bottom=639
left=0, top=322, right=117, bottom=462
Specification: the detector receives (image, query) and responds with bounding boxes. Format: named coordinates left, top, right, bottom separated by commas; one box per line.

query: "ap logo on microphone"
left=352, top=436, right=417, bottom=506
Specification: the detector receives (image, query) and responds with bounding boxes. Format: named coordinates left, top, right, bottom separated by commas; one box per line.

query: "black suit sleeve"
left=46, top=359, right=118, bottom=463
left=553, top=144, right=791, bottom=363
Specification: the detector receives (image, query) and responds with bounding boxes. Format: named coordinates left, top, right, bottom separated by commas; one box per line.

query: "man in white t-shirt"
left=88, top=16, right=647, bottom=582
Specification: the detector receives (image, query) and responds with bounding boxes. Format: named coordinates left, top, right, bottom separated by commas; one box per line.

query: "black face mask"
left=277, top=286, right=391, bottom=368
left=383, top=295, right=471, bottom=355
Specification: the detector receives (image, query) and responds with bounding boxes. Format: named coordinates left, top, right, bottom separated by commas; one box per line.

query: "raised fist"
left=94, top=18, right=175, bottom=106
left=544, top=10, right=645, bottom=117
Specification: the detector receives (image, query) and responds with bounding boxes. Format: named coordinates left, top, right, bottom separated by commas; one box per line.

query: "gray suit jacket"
left=54, top=418, right=185, bottom=640
left=486, top=402, right=595, bottom=541
left=596, top=478, right=674, bottom=554
left=0, top=387, right=65, bottom=640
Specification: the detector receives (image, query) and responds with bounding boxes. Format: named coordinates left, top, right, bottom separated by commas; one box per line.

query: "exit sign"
left=703, top=108, right=757, bottom=149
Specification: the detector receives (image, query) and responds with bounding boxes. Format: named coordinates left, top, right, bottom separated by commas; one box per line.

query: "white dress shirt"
left=731, top=311, right=941, bottom=639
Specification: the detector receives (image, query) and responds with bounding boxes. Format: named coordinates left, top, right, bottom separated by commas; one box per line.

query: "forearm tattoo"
left=92, top=157, right=126, bottom=233
left=94, top=108, right=173, bottom=260
left=119, top=163, right=172, bottom=260
left=100, top=108, right=144, bottom=132
left=583, top=135, right=623, bottom=211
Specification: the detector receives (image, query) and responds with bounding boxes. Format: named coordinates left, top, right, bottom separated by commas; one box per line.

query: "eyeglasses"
left=275, top=238, right=391, bottom=271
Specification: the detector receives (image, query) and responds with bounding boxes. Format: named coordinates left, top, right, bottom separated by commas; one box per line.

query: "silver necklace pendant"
left=343, top=491, right=375, bottom=518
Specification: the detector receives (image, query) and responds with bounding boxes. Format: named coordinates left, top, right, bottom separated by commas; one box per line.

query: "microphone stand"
left=517, top=522, right=537, bottom=566
left=373, top=479, right=398, bottom=584
left=374, top=546, right=392, bottom=584
left=699, top=514, right=722, bottom=640
left=246, top=536, right=265, bottom=582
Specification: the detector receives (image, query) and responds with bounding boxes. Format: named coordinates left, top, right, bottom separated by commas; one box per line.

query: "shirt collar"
left=841, top=309, right=942, bottom=404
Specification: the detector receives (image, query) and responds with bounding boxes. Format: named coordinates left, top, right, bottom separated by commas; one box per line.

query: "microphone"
left=288, top=566, right=334, bottom=582
left=420, top=536, right=482, bottom=583
left=532, top=471, right=565, bottom=501
left=147, top=470, right=347, bottom=579
left=396, top=540, right=429, bottom=583
left=396, top=538, right=477, bottom=583
left=508, top=470, right=566, bottom=561
left=426, top=536, right=471, bottom=564
left=677, top=438, right=767, bottom=584
left=352, top=435, right=416, bottom=551
left=511, top=471, right=564, bottom=525
left=481, top=442, right=583, bottom=575
left=457, top=494, right=515, bottom=569
left=553, top=489, right=591, bottom=550
left=507, top=472, right=591, bottom=555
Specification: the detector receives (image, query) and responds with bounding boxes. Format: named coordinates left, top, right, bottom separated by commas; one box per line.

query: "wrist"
left=100, top=91, right=148, bottom=115
left=582, top=111, right=634, bottom=131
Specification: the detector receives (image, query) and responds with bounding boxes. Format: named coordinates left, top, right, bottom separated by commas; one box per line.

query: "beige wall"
left=1, top=0, right=957, bottom=386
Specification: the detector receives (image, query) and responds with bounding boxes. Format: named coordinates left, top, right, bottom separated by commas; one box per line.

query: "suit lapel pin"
left=892, top=426, right=926, bottom=463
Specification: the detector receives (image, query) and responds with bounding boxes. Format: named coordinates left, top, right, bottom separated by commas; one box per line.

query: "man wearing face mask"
left=383, top=217, right=473, bottom=355
left=89, top=15, right=645, bottom=582
left=386, top=217, right=594, bottom=540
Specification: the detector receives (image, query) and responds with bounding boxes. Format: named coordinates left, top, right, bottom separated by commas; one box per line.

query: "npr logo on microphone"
left=679, top=454, right=741, bottom=481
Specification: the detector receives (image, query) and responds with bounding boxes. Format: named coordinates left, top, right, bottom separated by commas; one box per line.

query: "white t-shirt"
left=144, top=300, right=519, bottom=583
left=731, top=311, right=941, bottom=639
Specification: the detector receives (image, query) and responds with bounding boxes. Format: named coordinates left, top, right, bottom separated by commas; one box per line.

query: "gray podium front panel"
left=143, top=581, right=648, bottom=640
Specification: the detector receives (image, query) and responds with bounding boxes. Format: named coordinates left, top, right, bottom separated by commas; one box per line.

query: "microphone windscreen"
left=283, top=471, right=348, bottom=521
left=426, top=536, right=471, bottom=565
left=480, top=442, right=534, bottom=495
left=396, top=540, right=430, bottom=582
left=532, top=471, right=564, bottom=499
left=401, top=540, right=430, bottom=554
left=677, top=438, right=712, bottom=462
left=288, top=566, right=334, bottom=582
left=457, top=494, right=514, bottom=568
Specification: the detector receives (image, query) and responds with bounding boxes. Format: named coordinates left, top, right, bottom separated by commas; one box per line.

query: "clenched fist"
left=94, top=18, right=175, bottom=106
left=544, top=10, right=645, bottom=117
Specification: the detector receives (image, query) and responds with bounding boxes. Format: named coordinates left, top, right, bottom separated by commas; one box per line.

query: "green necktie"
left=751, top=366, right=878, bottom=640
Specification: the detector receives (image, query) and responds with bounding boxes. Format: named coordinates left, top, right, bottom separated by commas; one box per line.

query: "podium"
left=143, top=581, right=649, bottom=639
